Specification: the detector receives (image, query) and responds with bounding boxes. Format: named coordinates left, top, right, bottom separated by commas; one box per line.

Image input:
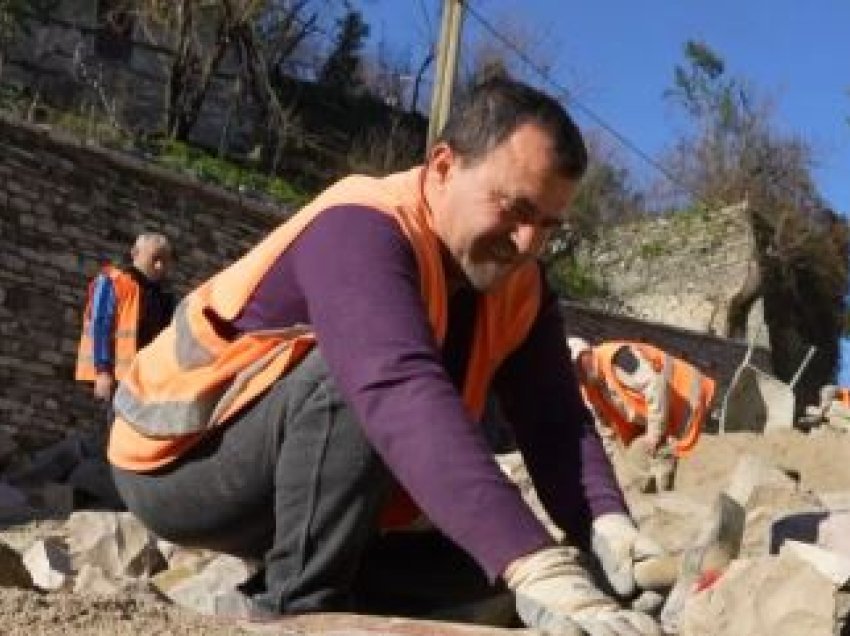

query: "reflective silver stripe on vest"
left=78, top=354, right=134, bottom=367
left=115, top=320, right=315, bottom=438
left=114, top=382, right=218, bottom=438
left=174, top=298, right=216, bottom=370
left=207, top=340, right=295, bottom=425
left=684, top=371, right=703, bottom=422
left=660, top=353, right=674, bottom=387
left=82, top=325, right=137, bottom=339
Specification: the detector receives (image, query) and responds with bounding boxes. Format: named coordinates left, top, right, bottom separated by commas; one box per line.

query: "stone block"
left=67, top=511, right=166, bottom=580
left=22, top=537, right=72, bottom=591
left=73, top=564, right=122, bottom=596
left=780, top=540, right=850, bottom=586
left=629, top=492, right=711, bottom=554
left=769, top=506, right=850, bottom=558
left=153, top=553, right=258, bottom=615
left=724, top=453, right=822, bottom=555
left=680, top=553, right=841, bottom=636
left=0, top=541, right=33, bottom=588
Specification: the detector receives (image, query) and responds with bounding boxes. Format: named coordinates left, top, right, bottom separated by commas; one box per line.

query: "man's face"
left=427, top=122, right=577, bottom=291
left=132, top=240, right=173, bottom=282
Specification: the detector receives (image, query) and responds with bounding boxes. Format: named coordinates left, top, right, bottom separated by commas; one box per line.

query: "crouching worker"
left=108, top=77, right=660, bottom=634
left=567, top=338, right=716, bottom=493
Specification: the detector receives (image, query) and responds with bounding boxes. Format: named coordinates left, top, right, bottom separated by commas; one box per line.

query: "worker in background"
left=804, top=384, right=850, bottom=429
left=108, top=78, right=661, bottom=635
left=567, top=338, right=716, bottom=493
left=75, top=233, right=175, bottom=422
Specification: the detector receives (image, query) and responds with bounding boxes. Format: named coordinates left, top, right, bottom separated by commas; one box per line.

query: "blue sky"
left=356, top=0, right=850, bottom=214
left=355, top=0, right=850, bottom=382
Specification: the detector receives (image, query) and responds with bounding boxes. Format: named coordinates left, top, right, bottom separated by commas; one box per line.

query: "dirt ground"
left=0, top=588, right=253, bottom=636
left=1, top=428, right=849, bottom=634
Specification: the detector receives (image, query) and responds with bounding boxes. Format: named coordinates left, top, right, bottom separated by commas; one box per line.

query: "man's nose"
left=511, top=223, right=544, bottom=256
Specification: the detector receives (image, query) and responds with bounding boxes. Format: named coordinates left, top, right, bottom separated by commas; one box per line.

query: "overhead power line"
left=462, top=1, right=832, bottom=215
left=463, top=0, right=684, bottom=192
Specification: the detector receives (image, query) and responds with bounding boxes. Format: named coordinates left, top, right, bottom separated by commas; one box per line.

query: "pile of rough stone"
left=0, top=429, right=259, bottom=615
left=0, top=430, right=528, bottom=635
left=500, top=425, right=850, bottom=636
left=2, top=426, right=850, bottom=635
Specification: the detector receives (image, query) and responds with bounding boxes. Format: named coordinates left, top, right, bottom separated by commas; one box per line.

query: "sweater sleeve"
left=494, top=277, right=628, bottom=549
left=287, top=206, right=554, bottom=580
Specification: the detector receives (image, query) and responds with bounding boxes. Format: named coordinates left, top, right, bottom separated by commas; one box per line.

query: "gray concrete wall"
left=575, top=202, right=769, bottom=346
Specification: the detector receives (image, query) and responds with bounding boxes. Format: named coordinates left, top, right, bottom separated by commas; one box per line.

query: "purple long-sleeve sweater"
left=232, top=205, right=626, bottom=581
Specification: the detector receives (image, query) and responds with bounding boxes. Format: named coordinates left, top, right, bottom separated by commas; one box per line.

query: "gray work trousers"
left=112, top=348, right=494, bottom=616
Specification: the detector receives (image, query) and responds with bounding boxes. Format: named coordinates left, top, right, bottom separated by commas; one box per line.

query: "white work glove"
left=591, top=513, right=664, bottom=597
left=504, top=546, right=660, bottom=636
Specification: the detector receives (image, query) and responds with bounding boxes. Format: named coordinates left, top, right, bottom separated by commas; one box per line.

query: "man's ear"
left=427, top=141, right=456, bottom=187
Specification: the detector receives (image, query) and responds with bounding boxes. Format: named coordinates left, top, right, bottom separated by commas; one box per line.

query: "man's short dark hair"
left=435, top=76, right=588, bottom=179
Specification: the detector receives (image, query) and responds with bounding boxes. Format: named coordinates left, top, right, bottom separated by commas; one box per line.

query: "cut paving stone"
left=629, top=492, right=712, bottom=554
left=724, top=454, right=799, bottom=507
left=158, top=544, right=216, bottom=572
left=769, top=506, right=850, bottom=557
left=153, top=553, right=259, bottom=616
left=0, top=541, right=33, bottom=589
left=22, top=537, right=72, bottom=591
left=723, top=454, right=823, bottom=555
left=780, top=540, right=850, bottom=585
left=67, top=511, right=166, bottom=579
left=680, top=552, right=842, bottom=636
left=72, top=564, right=121, bottom=596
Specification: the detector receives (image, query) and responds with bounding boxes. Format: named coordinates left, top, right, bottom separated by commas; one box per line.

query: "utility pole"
left=426, top=0, right=465, bottom=149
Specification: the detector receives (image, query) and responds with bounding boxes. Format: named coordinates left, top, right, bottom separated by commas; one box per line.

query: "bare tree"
left=0, top=0, right=29, bottom=79
left=134, top=0, right=319, bottom=141
left=457, top=12, right=556, bottom=94
left=318, top=5, right=369, bottom=94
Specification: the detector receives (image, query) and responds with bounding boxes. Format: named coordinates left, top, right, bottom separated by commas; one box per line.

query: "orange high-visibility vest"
left=837, top=388, right=850, bottom=407
left=579, top=341, right=715, bottom=457
left=75, top=265, right=140, bottom=382
left=108, top=167, right=542, bottom=480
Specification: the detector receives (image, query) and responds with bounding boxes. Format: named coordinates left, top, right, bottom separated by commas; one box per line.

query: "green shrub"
left=153, top=139, right=308, bottom=206
left=546, top=256, right=606, bottom=300
left=638, top=239, right=670, bottom=259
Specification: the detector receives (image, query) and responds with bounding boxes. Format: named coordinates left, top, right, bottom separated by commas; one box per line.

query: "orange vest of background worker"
left=566, top=338, right=716, bottom=458
left=109, top=169, right=541, bottom=526
left=75, top=264, right=140, bottom=384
